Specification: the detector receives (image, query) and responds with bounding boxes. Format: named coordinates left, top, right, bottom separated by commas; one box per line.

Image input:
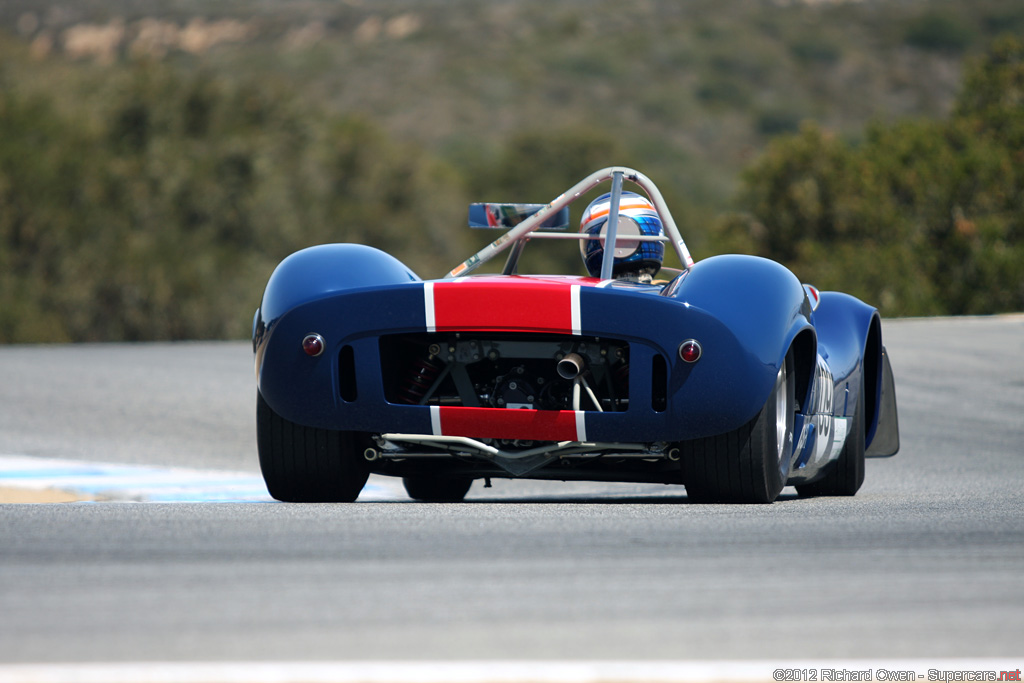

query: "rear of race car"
left=253, top=249, right=795, bottom=494
left=252, top=167, right=897, bottom=502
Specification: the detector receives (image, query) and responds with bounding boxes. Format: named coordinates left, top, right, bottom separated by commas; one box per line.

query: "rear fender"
left=253, top=243, right=420, bottom=386
left=668, top=254, right=816, bottom=423
left=258, top=243, right=420, bottom=326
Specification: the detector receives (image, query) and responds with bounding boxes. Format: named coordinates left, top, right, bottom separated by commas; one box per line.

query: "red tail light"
left=678, top=339, right=702, bottom=363
left=302, top=334, right=325, bottom=357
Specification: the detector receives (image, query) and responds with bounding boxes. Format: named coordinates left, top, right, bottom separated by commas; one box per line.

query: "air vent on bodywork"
left=339, top=345, right=358, bottom=402
left=651, top=354, right=667, bottom=412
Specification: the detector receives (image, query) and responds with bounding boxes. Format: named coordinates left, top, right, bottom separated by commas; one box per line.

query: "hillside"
left=0, top=0, right=1022, bottom=341
left=5, top=0, right=1018, bottom=197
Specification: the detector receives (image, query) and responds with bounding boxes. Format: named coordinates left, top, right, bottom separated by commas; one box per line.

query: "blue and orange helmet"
left=579, top=191, right=665, bottom=278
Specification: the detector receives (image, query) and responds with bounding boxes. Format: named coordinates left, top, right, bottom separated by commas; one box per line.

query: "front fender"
left=813, top=291, right=898, bottom=456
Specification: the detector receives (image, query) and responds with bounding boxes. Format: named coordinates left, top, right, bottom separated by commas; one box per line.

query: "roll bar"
left=445, top=167, right=694, bottom=279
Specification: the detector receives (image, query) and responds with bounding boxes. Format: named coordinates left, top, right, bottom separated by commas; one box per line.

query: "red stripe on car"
left=437, top=406, right=581, bottom=441
left=427, top=278, right=586, bottom=334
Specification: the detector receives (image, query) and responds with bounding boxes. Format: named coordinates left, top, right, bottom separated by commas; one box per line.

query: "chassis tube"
left=445, top=167, right=694, bottom=278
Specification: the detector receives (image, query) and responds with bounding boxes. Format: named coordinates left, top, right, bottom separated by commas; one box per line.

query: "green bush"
left=715, top=36, right=1024, bottom=317
left=756, top=108, right=805, bottom=137
left=789, top=36, right=842, bottom=65
left=0, top=62, right=470, bottom=342
left=904, top=11, right=976, bottom=53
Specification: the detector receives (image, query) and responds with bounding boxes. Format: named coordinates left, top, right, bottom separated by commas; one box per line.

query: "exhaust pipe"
left=557, top=353, right=585, bottom=380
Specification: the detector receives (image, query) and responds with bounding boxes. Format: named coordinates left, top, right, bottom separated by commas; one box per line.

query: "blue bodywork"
left=253, top=167, right=898, bottom=494
left=255, top=247, right=895, bottom=486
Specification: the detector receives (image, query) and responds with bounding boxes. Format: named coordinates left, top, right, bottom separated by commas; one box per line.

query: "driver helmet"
left=579, top=191, right=664, bottom=279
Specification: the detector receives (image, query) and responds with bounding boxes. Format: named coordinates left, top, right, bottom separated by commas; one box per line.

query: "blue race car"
left=253, top=167, right=899, bottom=503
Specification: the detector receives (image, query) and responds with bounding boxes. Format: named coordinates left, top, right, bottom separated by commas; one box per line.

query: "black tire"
left=796, top=373, right=865, bottom=497
left=257, top=392, right=369, bottom=502
left=402, top=476, right=473, bottom=502
left=682, top=355, right=795, bottom=503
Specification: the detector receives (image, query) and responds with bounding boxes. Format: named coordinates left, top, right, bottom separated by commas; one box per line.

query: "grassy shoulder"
left=0, top=486, right=97, bottom=503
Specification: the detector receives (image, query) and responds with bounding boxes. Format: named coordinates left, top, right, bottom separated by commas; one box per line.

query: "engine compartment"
left=379, top=333, right=631, bottom=413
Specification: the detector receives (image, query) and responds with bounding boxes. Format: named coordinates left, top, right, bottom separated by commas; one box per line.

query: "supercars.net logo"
left=928, top=673, right=1023, bottom=682
left=773, top=669, right=1021, bottom=682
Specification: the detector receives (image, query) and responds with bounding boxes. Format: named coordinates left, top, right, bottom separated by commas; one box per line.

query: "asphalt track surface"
left=0, top=316, right=1022, bottom=667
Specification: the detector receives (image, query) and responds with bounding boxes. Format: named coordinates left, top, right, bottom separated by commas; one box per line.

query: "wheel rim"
left=774, top=364, right=790, bottom=467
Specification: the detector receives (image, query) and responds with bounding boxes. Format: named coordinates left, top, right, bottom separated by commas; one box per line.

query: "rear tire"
left=402, top=476, right=473, bottom=502
left=796, top=373, right=865, bottom=497
left=257, top=392, right=369, bottom=502
left=682, top=355, right=795, bottom=503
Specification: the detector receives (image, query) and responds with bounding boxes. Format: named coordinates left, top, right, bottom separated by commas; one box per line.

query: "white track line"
left=0, top=660, right=1019, bottom=683
left=0, top=454, right=403, bottom=503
